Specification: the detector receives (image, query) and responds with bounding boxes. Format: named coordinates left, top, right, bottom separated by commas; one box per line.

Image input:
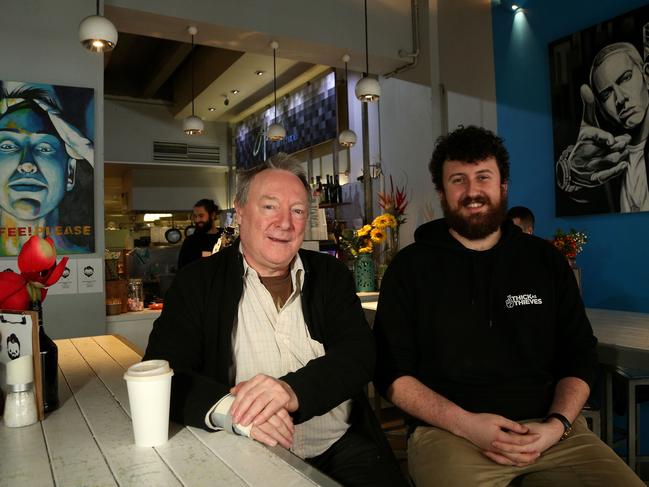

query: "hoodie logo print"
left=505, top=294, right=543, bottom=308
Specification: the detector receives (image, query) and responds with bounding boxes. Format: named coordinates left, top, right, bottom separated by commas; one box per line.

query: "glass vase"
left=354, top=253, right=376, bottom=292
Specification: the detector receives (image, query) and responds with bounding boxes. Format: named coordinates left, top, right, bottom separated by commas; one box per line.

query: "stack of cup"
left=4, top=355, right=38, bottom=428
left=123, top=359, right=174, bottom=447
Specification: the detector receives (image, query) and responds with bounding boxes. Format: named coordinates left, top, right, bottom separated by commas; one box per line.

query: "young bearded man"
left=373, top=125, right=642, bottom=486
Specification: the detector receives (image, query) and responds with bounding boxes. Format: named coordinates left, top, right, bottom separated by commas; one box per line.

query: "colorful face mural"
left=0, top=81, right=94, bottom=255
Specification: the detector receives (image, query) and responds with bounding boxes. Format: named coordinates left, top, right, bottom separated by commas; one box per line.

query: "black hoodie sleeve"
left=373, top=250, right=419, bottom=398
left=552, top=249, right=598, bottom=387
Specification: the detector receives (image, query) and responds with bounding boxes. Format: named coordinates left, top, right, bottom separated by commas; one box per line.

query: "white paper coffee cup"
left=124, top=359, right=174, bottom=447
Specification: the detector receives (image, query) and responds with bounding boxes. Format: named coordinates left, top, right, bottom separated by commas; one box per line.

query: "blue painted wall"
left=491, top=0, right=649, bottom=313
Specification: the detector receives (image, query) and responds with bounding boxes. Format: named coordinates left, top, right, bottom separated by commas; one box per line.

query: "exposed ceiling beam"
left=141, top=42, right=193, bottom=99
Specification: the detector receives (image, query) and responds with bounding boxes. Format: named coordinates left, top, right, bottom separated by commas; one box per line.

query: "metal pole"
left=362, top=102, right=372, bottom=223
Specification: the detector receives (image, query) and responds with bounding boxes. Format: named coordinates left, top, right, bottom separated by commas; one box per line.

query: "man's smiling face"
left=235, top=169, right=308, bottom=277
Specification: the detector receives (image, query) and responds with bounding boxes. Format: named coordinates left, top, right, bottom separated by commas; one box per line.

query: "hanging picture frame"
left=0, top=310, right=43, bottom=420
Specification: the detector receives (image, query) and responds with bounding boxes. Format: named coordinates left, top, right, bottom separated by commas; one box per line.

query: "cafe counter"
left=106, top=309, right=160, bottom=354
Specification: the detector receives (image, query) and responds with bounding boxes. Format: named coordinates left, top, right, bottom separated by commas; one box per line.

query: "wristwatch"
left=543, top=412, right=572, bottom=441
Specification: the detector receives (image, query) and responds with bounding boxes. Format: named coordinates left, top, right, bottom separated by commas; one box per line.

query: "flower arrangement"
left=378, top=175, right=408, bottom=226
left=0, top=236, right=68, bottom=310
left=340, top=213, right=397, bottom=258
left=552, top=229, right=588, bottom=259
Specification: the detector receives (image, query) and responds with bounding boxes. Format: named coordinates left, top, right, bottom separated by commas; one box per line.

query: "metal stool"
left=606, top=366, right=649, bottom=472
left=581, top=404, right=601, bottom=438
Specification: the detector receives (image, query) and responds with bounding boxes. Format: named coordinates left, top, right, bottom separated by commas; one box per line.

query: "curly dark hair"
left=194, top=199, right=219, bottom=215
left=429, top=125, right=510, bottom=191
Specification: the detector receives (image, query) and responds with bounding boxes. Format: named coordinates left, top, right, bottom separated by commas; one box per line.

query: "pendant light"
left=183, top=26, right=204, bottom=136
left=79, top=0, right=118, bottom=53
left=267, top=41, right=286, bottom=142
left=355, top=0, right=381, bottom=102
left=338, top=54, right=357, bottom=148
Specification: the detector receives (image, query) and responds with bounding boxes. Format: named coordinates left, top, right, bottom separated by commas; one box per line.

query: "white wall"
left=105, top=99, right=228, bottom=163
left=128, top=167, right=228, bottom=212
left=1, top=0, right=106, bottom=338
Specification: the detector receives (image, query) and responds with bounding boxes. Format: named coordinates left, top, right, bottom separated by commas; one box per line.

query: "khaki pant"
left=408, top=416, right=644, bottom=487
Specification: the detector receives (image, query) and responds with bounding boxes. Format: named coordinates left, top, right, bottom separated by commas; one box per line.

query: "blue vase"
left=354, top=253, right=375, bottom=292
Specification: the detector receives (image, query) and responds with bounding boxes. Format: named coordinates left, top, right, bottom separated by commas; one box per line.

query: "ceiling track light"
left=339, top=54, right=357, bottom=148
left=183, top=26, right=204, bottom=136
left=355, top=0, right=381, bottom=102
left=79, top=0, right=118, bottom=53
left=267, top=41, right=286, bottom=142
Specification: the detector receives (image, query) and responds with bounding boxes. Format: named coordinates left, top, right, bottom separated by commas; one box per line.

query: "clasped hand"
left=230, top=374, right=299, bottom=449
left=461, top=413, right=564, bottom=467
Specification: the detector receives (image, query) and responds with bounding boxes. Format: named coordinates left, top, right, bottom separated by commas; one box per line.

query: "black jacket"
left=145, top=243, right=404, bottom=484
left=373, top=219, right=598, bottom=423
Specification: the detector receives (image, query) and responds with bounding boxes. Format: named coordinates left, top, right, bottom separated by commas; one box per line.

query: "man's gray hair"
left=234, top=152, right=311, bottom=206
left=589, top=42, right=646, bottom=88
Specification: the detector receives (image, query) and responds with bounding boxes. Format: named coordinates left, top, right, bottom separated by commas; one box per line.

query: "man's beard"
left=195, top=219, right=213, bottom=234
left=441, top=192, right=507, bottom=240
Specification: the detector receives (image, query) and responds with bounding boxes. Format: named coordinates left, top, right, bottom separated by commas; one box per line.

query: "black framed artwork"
left=549, top=5, right=649, bottom=216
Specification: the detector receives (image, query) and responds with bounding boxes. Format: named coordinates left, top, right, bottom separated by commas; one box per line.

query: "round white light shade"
left=79, top=15, right=118, bottom=53
left=183, top=115, right=204, bottom=135
left=338, top=129, right=357, bottom=147
left=355, top=76, right=381, bottom=102
left=267, top=123, right=286, bottom=141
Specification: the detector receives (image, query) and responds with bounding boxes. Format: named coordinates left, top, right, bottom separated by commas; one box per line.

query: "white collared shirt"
left=209, top=246, right=351, bottom=459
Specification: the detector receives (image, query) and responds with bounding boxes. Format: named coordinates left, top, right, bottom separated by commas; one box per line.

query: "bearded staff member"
left=373, top=125, right=642, bottom=486
left=177, top=199, right=222, bottom=269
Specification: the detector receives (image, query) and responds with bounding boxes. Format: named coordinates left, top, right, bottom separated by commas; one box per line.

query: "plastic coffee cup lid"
left=124, top=359, right=173, bottom=381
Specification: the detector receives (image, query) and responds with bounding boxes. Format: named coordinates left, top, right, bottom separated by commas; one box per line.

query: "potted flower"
left=552, top=229, right=588, bottom=268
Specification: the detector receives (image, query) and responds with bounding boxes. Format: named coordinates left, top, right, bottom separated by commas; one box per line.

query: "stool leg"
left=605, top=371, right=613, bottom=446
left=629, top=383, right=636, bottom=472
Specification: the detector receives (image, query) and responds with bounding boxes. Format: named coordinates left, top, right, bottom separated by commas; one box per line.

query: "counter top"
left=106, top=309, right=162, bottom=323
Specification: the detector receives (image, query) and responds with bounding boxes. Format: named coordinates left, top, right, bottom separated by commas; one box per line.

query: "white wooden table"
left=0, top=335, right=339, bottom=487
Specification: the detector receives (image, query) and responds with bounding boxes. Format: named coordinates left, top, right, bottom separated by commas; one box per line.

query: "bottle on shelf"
left=334, top=175, right=342, bottom=204
left=322, top=175, right=330, bottom=204
left=32, top=300, right=59, bottom=413
left=315, top=175, right=323, bottom=204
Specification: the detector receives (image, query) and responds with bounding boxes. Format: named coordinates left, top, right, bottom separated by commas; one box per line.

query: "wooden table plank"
left=191, top=427, right=324, bottom=487
left=40, top=365, right=118, bottom=487
left=0, top=421, right=54, bottom=487
left=93, top=334, right=142, bottom=370
left=58, top=338, right=183, bottom=486
left=71, top=337, right=248, bottom=487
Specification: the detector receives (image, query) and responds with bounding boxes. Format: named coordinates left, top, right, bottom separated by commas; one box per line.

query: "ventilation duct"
left=153, top=141, right=220, bottom=165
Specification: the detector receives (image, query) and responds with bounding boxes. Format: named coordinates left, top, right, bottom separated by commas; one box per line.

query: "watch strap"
left=543, top=412, right=572, bottom=440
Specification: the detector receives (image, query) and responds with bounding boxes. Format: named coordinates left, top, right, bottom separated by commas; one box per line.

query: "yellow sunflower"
left=370, top=227, right=386, bottom=244
left=357, top=224, right=372, bottom=237
left=372, top=213, right=397, bottom=229
left=359, top=244, right=373, bottom=254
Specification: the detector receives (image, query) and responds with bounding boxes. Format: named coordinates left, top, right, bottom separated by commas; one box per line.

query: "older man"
left=145, top=153, right=405, bottom=487
left=374, top=126, right=642, bottom=486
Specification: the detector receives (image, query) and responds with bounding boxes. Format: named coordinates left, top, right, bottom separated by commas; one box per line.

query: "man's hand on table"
left=230, top=374, right=299, bottom=427
left=249, top=408, right=295, bottom=448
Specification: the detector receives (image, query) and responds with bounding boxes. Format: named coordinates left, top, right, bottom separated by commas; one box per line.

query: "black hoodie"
left=373, top=218, right=597, bottom=423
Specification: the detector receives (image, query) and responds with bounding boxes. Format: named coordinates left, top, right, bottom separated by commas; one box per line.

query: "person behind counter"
left=145, top=153, right=405, bottom=487
left=177, top=199, right=223, bottom=269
